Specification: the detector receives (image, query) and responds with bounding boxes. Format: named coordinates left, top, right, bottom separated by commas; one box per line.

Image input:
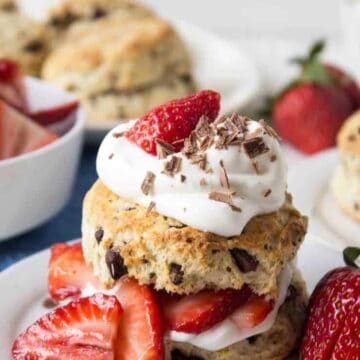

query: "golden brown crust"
left=0, top=11, right=52, bottom=76
left=165, top=272, right=307, bottom=360
left=337, top=110, right=360, bottom=155
left=82, top=180, right=307, bottom=296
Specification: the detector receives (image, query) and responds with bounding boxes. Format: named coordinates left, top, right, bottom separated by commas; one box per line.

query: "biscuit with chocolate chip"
left=82, top=180, right=307, bottom=296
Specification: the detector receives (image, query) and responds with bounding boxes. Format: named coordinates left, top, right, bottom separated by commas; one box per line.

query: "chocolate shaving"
left=141, top=171, right=155, bottom=195
left=190, top=153, right=207, bottom=170
left=199, top=178, right=207, bottom=186
left=180, top=174, right=186, bottom=183
left=252, top=160, right=260, bottom=175
left=264, top=189, right=272, bottom=197
left=112, top=131, right=125, bottom=138
left=108, top=153, right=114, bottom=159
left=270, top=154, right=277, bottom=162
left=243, top=137, right=269, bottom=159
left=259, top=119, right=281, bottom=140
left=146, top=201, right=156, bottom=215
left=156, top=139, right=176, bottom=159
left=163, top=156, right=182, bottom=176
left=208, top=191, right=232, bottom=204
left=230, top=204, right=242, bottom=212
left=219, top=160, right=230, bottom=189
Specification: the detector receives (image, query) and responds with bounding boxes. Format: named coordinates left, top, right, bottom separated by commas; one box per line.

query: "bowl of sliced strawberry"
left=0, top=59, right=85, bottom=241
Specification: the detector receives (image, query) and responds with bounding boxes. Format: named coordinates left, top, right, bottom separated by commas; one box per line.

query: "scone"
left=42, top=15, right=195, bottom=122
left=47, top=0, right=153, bottom=29
left=331, top=110, right=360, bottom=222
left=80, top=91, right=308, bottom=359
left=0, top=11, right=52, bottom=76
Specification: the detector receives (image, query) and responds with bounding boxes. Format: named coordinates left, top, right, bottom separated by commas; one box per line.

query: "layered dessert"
left=331, top=110, right=360, bottom=223
left=12, top=91, right=307, bottom=359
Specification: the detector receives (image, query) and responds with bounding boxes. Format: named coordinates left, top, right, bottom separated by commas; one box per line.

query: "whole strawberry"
left=273, top=41, right=357, bottom=154
left=126, top=90, right=220, bottom=155
left=300, top=247, right=360, bottom=359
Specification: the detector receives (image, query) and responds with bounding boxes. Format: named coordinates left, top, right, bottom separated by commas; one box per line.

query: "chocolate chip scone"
left=42, top=14, right=195, bottom=122
left=0, top=11, right=52, bottom=76
left=82, top=180, right=307, bottom=296
left=47, top=0, right=153, bottom=30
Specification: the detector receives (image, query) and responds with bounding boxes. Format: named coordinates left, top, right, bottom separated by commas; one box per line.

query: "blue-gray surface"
left=0, top=144, right=99, bottom=271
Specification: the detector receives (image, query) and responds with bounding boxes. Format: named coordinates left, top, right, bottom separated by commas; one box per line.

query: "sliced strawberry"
left=300, top=267, right=360, bottom=360
left=48, top=242, right=101, bottom=303
left=12, top=293, right=122, bottom=360
left=0, top=100, right=58, bottom=160
left=0, top=59, right=27, bottom=111
left=125, top=90, right=220, bottom=155
left=115, top=276, right=164, bottom=360
left=30, top=100, right=79, bottom=126
left=230, top=294, right=274, bottom=330
left=160, top=286, right=253, bottom=334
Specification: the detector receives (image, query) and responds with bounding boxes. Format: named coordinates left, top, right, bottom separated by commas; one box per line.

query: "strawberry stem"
left=343, top=247, right=360, bottom=268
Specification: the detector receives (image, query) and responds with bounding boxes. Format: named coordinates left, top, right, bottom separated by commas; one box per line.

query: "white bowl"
left=0, top=78, right=85, bottom=241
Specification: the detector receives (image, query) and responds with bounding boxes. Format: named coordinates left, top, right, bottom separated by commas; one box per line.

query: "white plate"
left=288, top=149, right=360, bottom=251
left=86, top=20, right=261, bottom=142
left=0, top=235, right=344, bottom=358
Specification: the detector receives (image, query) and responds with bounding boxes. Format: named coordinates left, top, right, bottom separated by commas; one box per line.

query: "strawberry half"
left=160, top=286, right=253, bottom=334
left=115, top=276, right=164, bottom=360
left=12, top=293, right=122, bottom=360
left=125, top=90, right=220, bottom=155
left=300, top=266, right=360, bottom=359
left=48, top=242, right=101, bottom=303
left=0, top=59, right=27, bottom=112
left=230, top=294, right=274, bottom=330
left=0, top=100, right=58, bottom=160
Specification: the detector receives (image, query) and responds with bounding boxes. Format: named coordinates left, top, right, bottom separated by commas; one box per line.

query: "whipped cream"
left=97, top=118, right=287, bottom=237
left=167, top=265, right=293, bottom=351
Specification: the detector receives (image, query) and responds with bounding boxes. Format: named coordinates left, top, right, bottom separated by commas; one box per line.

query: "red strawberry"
left=12, top=293, right=123, bottom=360
left=300, top=267, right=360, bottom=359
left=48, top=242, right=101, bottom=303
left=325, top=63, right=360, bottom=111
left=160, top=286, right=253, bottom=334
left=0, top=59, right=27, bottom=111
left=30, top=100, right=79, bottom=126
left=272, top=40, right=355, bottom=154
left=230, top=294, right=274, bottom=330
left=125, top=90, right=220, bottom=155
left=0, top=100, right=58, bottom=160
left=274, top=84, right=352, bottom=154
left=115, top=276, right=164, bottom=360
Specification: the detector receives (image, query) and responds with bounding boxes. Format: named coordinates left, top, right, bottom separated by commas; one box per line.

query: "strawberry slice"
left=160, top=286, right=253, bottom=334
left=125, top=90, right=220, bottom=155
left=12, top=293, right=122, bottom=360
left=115, top=276, right=164, bottom=360
left=29, top=100, right=79, bottom=126
left=0, top=100, right=58, bottom=160
left=300, top=267, right=360, bottom=360
left=0, top=59, right=27, bottom=111
left=230, top=294, right=274, bottom=330
left=48, top=242, right=101, bottom=303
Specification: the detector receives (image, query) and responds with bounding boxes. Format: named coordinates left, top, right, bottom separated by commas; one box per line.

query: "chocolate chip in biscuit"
left=93, top=7, right=107, bottom=19
left=171, top=349, right=204, bottom=360
left=95, top=228, right=104, bottom=244
left=230, top=248, right=258, bottom=273
left=169, top=263, right=184, bottom=285
left=24, top=40, right=45, bottom=53
left=105, top=249, right=127, bottom=280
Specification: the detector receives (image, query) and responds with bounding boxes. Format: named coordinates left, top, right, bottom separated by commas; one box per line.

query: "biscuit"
left=48, top=0, right=153, bottom=29
left=42, top=15, right=194, bottom=121
left=0, top=11, right=52, bottom=76
left=82, top=75, right=195, bottom=122
left=331, top=110, right=360, bottom=222
left=82, top=180, right=307, bottom=296
left=165, top=271, right=307, bottom=359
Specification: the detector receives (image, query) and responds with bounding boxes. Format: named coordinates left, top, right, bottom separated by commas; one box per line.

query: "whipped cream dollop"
left=97, top=116, right=287, bottom=237
left=167, top=265, right=293, bottom=351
